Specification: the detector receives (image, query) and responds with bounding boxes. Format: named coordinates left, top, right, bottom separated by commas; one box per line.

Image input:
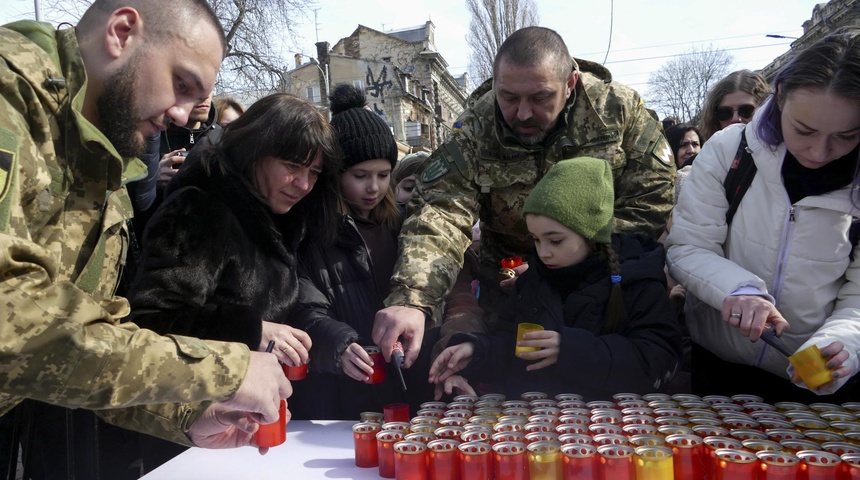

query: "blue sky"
left=0, top=0, right=824, bottom=101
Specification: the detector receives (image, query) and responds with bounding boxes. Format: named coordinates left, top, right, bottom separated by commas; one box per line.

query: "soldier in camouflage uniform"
left=0, top=0, right=290, bottom=454
left=373, top=26, right=676, bottom=367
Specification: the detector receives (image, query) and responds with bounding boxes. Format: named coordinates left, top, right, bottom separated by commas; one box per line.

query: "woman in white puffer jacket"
left=667, top=30, right=860, bottom=403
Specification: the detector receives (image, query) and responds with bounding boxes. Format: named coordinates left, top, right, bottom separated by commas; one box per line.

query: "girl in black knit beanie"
left=288, top=84, right=436, bottom=419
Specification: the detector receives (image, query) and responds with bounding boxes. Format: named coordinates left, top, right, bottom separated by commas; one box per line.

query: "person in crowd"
left=373, top=26, right=675, bottom=369
left=667, top=31, right=860, bottom=403
left=662, top=115, right=680, bottom=131
left=215, top=96, right=245, bottom=126
left=665, top=123, right=703, bottom=169
left=289, top=84, right=436, bottom=419
left=392, top=151, right=430, bottom=207
left=125, top=93, right=340, bottom=470
left=0, top=0, right=292, bottom=477
left=700, top=70, right=771, bottom=141
left=429, top=157, right=681, bottom=400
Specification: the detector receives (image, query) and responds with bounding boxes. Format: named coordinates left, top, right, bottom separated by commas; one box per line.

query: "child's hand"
left=433, top=374, right=476, bottom=400
left=500, top=263, right=529, bottom=293
left=428, top=343, right=474, bottom=384
left=517, top=330, right=561, bottom=371
left=341, top=343, right=375, bottom=382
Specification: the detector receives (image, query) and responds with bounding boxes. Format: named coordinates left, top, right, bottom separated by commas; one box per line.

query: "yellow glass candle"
left=634, top=445, right=674, bottom=480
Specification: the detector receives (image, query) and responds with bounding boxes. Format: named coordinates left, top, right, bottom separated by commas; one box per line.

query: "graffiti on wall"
left=366, top=64, right=393, bottom=116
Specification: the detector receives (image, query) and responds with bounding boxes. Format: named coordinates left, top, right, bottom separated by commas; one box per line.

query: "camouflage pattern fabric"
left=0, top=22, right=249, bottom=445
left=386, top=62, right=675, bottom=319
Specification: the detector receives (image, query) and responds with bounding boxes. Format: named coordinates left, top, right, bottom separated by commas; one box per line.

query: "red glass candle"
left=561, top=443, right=598, bottom=480
left=756, top=450, right=800, bottom=480
left=282, top=362, right=308, bottom=381
left=798, top=450, right=843, bottom=480
left=394, top=441, right=428, bottom=480
left=385, top=403, right=410, bottom=423
left=493, top=441, right=528, bottom=480
left=353, top=422, right=381, bottom=468
left=842, top=452, right=860, bottom=480
left=598, top=444, right=636, bottom=480
left=501, top=256, right=523, bottom=269
left=428, top=439, right=460, bottom=480
left=703, top=436, right=744, bottom=479
left=458, top=441, right=493, bottom=480
left=714, top=448, right=758, bottom=480
left=376, top=430, right=405, bottom=479
left=254, top=399, right=286, bottom=448
left=665, top=434, right=704, bottom=480
left=363, top=346, right=386, bottom=384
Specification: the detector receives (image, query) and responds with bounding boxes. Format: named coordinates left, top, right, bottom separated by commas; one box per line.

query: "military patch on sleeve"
left=421, top=154, right=451, bottom=184
left=653, top=137, right=674, bottom=166
left=0, top=134, right=17, bottom=203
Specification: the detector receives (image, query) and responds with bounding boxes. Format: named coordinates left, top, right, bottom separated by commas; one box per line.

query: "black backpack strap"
left=850, top=219, right=860, bottom=262
left=724, top=129, right=758, bottom=226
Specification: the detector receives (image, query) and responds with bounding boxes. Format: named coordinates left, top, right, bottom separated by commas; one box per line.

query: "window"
left=306, top=86, right=321, bottom=104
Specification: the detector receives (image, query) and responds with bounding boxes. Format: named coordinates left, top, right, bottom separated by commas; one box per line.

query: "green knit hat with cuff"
left=523, top=157, right=615, bottom=244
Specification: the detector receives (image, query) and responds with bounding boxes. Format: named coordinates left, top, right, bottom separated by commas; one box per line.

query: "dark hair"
left=207, top=93, right=341, bottom=244
left=78, top=0, right=227, bottom=55
left=664, top=123, right=702, bottom=165
left=214, top=96, right=245, bottom=122
left=700, top=70, right=770, bottom=140
left=595, top=243, right=627, bottom=334
left=493, top=26, right=573, bottom=83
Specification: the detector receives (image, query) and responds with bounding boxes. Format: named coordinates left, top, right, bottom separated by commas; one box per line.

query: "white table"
left=141, top=420, right=383, bottom=480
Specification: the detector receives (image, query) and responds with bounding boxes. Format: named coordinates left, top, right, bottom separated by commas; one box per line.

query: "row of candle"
left=352, top=392, right=860, bottom=479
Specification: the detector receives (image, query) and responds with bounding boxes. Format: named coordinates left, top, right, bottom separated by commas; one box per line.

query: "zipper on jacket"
left=754, top=205, right=796, bottom=368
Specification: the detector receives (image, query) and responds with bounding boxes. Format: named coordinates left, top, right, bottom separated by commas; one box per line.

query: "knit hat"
left=329, top=84, right=398, bottom=170
left=523, top=157, right=615, bottom=243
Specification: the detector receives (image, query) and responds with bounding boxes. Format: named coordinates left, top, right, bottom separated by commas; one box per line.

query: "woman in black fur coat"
left=126, top=93, right=341, bottom=471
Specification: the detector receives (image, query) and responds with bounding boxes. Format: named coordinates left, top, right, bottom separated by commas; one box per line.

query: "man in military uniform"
left=373, top=26, right=676, bottom=367
left=0, top=0, right=290, bottom=459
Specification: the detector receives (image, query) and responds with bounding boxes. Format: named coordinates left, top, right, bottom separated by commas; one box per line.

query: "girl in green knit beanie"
left=429, top=157, right=681, bottom=400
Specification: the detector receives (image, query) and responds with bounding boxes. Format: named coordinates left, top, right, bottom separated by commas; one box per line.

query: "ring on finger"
left=730, top=312, right=742, bottom=319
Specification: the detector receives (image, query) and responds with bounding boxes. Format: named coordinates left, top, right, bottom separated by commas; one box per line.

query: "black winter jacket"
left=289, top=214, right=405, bottom=420
left=126, top=152, right=304, bottom=349
left=452, top=233, right=681, bottom=401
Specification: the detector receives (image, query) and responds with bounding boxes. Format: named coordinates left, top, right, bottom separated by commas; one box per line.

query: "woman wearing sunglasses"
left=700, top=70, right=771, bottom=141
left=667, top=31, right=860, bottom=403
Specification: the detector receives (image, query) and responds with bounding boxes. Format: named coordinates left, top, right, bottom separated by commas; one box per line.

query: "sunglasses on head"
left=716, top=104, right=756, bottom=122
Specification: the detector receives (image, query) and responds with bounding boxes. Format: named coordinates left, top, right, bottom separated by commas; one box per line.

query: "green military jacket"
left=386, top=60, right=675, bottom=318
left=0, top=21, right=249, bottom=445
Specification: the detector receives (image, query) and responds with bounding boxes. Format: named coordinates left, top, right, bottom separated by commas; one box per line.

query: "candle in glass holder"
left=528, top=440, right=562, bottom=480
left=493, top=441, right=528, bottom=480
left=797, top=450, right=843, bottom=480
left=703, top=436, right=743, bottom=479
left=459, top=441, right=493, bottom=479
left=842, top=452, right=860, bottom=480
left=353, top=422, right=381, bottom=468
left=427, top=439, right=460, bottom=480
left=360, top=411, right=384, bottom=424
left=376, top=430, right=405, bottom=479
left=254, top=399, right=286, bottom=448
left=384, top=403, right=410, bottom=423
left=634, top=445, right=674, bottom=480
left=597, top=444, right=636, bottom=480
left=363, top=346, right=386, bottom=384
left=755, top=450, right=800, bottom=480
left=561, top=443, right=598, bottom=480
left=665, top=434, right=704, bottom=480
left=282, top=362, right=308, bottom=381
left=394, top=441, right=428, bottom=480
left=515, top=323, right=544, bottom=356
left=714, top=448, right=757, bottom=480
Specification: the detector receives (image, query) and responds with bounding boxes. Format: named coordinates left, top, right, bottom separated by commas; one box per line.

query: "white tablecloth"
left=141, top=420, right=383, bottom=480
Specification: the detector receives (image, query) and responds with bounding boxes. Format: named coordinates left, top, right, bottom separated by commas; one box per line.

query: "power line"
left=575, top=29, right=800, bottom=57
left=602, top=0, right=614, bottom=65
left=601, top=41, right=791, bottom=65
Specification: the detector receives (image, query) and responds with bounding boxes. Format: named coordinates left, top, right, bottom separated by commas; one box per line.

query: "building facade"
left=285, top=22, right=469, bottom=154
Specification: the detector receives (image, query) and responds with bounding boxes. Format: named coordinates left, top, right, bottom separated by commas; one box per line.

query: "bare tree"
left=40, top=0, right=312, bottom=95
left=646, top=45, right=734, bottom=124
left=466, top=0, right=539, bottom=85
